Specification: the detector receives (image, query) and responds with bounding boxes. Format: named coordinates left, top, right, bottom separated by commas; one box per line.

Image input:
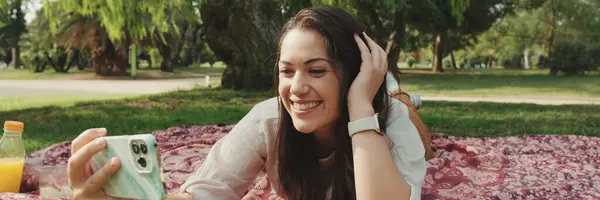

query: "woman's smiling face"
left=277, top=28, right=341, bottom=134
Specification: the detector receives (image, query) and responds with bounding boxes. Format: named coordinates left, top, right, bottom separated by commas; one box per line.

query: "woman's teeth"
left=293, top=101, right=322, bottom=111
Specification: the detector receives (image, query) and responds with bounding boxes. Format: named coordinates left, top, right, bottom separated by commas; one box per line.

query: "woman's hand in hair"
left=347, top=32, right=388, bottom=121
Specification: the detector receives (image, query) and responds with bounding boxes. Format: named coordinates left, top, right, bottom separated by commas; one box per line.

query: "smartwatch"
left=348, top=113, right=383, bottom=137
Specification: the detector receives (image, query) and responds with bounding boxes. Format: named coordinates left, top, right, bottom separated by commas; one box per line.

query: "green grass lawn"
left=1, top=88, right=599, bottom=153
left=398, top=68, right=600, bottom=97
left=0, top=94, right=140, bottom=112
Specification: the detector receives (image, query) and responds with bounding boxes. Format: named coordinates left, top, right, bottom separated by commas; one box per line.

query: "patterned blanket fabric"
left=1, top=125, right=599, bottom=200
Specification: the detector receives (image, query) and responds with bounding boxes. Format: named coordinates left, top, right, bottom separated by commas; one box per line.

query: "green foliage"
left=199, top=42, right=216, bottom=65
left=21, top=9, right=53, bottom=55
left=147, top=48, right=163, bottom=66
left=0, top=0, right=26, bottom=47
left=283, top=0, right=313, bottom=17
left=548, top=42, right=600, bottom=75
left=43, top=0, right=198, bottom=42
left=550, top=0, right=600, bottom=45
left=0, top=1, right=9, bottom=28
left=455, top=0, right=600, bottom=72
left=450, top=0, right=469, bottom=25
left=406, top=56, right=417, bottom=68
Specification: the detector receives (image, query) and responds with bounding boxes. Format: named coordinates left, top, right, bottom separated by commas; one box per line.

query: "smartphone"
left=90, top=134, right=167, bottom=200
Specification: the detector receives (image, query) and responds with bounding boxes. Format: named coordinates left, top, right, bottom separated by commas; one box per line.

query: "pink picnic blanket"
left=2, top=125, right=599, bottom=199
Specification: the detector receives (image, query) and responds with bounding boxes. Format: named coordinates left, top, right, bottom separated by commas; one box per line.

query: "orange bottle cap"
left=4, top=121, right=24, bottom=133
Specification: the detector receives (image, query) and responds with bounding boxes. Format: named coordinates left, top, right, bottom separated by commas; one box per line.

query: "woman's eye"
left=308, top=68, right=328, bottom=74
left=279, top=68, right=294, bottom=75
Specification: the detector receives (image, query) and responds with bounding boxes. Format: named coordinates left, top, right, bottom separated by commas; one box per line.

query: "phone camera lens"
left=138, top=157, right=147, bottom=168
left=140, top=144, right=148, bottom=154
left=132, top=144, right=140, bottom=154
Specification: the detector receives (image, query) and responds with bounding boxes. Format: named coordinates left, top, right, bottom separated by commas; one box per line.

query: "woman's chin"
left=293, top=122, right=316, bottom=134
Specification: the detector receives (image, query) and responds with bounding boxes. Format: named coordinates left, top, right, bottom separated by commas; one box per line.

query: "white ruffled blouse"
left=180, top=96, right=426, bottom=200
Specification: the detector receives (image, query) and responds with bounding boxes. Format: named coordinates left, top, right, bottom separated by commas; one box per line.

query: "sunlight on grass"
left=0, top=94, right=140, bottom=112
left=0, top=68, right=83, bottom=80
left=1, top=88, right=598, bottom=152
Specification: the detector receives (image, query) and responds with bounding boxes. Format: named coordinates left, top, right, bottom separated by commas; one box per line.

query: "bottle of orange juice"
left=0, top=121, right=26, bottom=193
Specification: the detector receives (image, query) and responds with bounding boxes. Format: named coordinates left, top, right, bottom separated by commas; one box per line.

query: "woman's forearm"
left=350, top=106, right=411, bottom=200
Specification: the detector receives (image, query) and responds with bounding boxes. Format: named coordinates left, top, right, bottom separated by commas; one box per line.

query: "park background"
left=0, top=0, right=599, bottom=153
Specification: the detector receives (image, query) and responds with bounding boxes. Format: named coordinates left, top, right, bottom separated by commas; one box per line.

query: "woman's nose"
left=290, top=74, right=310, bottom=96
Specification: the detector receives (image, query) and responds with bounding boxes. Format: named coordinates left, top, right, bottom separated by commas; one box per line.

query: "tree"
left=406, top=0, right=515, bottom=73
left=540, top=0, right=600, bottom=75
left=43, top=0, right=197, bottom=75
left=463, top=8, right=546, bottom=69
left=203, top=0, right=419, bottom=90
left=0, top=0, right=26, bottom=69
left=546, top=0, right=600, bottom=75
left=0, top=1, right=10, bottom=28
left=200, top=0, right=285, bottom=90
left=458, top=0, right=600, bottom=74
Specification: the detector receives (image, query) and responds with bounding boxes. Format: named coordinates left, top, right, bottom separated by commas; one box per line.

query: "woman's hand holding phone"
left=68, top=128, right=125, bottom=200
left=67, top=128, right=194, bottom=200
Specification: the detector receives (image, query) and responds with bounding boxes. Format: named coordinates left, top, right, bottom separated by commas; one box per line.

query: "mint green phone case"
left=90, top=134, right=167, bottom=200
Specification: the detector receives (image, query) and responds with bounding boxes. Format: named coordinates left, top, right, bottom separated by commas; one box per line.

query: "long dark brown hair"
left=273, top=5, right=392, bottom=200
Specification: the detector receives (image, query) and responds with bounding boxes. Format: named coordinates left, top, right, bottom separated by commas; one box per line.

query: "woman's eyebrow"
left=279, top=57, right=331, bottom=65
left=303, top=58, right=331, bottom=65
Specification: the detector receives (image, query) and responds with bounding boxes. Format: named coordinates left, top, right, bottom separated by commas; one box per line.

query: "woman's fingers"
left=83, top=157, right=120, bottom=194
left=72, top=128, right=107, bottom=155
left=354, top=33, right=372, bottom=68
left=362, top=32, right=381, bottom=70
left=380, top=47, right=388, bottom=72
left=68, top=137, right=107, bottom=186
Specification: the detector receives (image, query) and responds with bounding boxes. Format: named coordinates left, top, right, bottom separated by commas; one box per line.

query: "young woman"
left=66, top=5, right=426, bottom=200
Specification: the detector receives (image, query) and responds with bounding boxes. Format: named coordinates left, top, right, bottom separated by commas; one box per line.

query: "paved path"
left=1, top=79, right=599, bottom=105
left=0, top=79, right=210, bottom=97
left=420, top=95, right=600, bottom=105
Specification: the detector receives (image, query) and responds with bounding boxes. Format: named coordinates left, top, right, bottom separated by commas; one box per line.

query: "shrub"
left=549, top=42, right=599, bottom=75
left=407, top=56, right=417, bottom=68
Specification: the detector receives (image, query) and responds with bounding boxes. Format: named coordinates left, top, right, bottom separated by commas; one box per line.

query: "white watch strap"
left=348, top=113, right=381, bottom=137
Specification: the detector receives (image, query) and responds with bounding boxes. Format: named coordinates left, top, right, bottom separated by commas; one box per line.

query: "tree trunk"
left=523, top=47, right=531, bottom=69
left=33, top=56, right=47, bottom=73
left=182, top=23, right=201, bottom=66
left=547, top=0, right=558, bottom=75
left=172, top=22, right=189, bottom=67
left=2, top=51, right=11, bottom=65
left=385, top=10, right=405, bottom=87
left=45, top=53, right=58, bottom=72
left=201, top=0, right=284, bottom=90
left=432, top=34, right=445, bottom=73
left=91, top=32, right=129, bottom=76
left=64, top=49, right=80, bottom=73
left=487, top=58, right=494, bottom=68
left=10, top=46, right=20, bottom=69
left=155, top=33, right=175, bottom=72
left=159, top=45, right=174, bottom=72
left=450, top=51, right=457, bottom=69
